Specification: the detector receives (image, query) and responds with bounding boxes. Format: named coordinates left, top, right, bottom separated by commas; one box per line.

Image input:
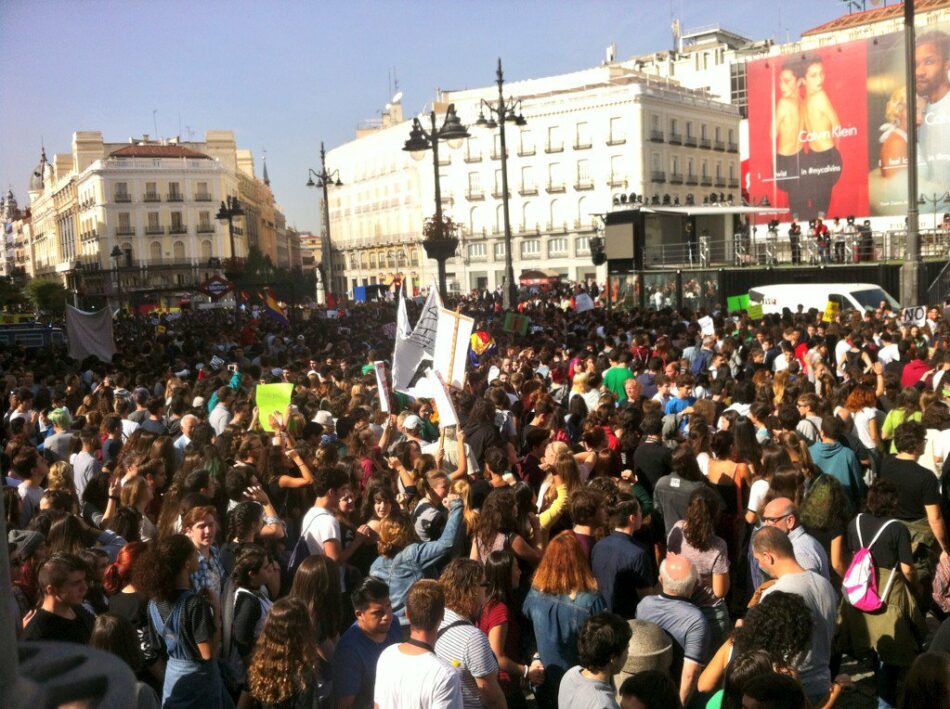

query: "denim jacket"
left=370, top=500, right=464, bottom=624
left=522, top=588, right=606, bottom=676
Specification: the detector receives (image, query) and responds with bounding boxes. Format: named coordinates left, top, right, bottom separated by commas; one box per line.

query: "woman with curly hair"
left=470, top=487, right=542, bottom=567
left=698, top=590, right=811, bottom=696
left=667, top=486, right=731, bottom=645
left=799, top=473, right=851, bottom=583
left=137, top=534, right=232, bottom=709
left=246, top=597, right=320, bottom=709
left=46, top=460, right=76, bottom=496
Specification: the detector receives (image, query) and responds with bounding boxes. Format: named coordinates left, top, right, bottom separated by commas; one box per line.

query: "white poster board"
left=373, top=361, right=392, bottom=413
left=427, top=369, right=459, bottom=429
left=432, top=308, right=474, bottom=390
left=574, top=293, right=594, bottom=313
left=901, top=306, right=927, bottom=328
left=699, top=316, right=715, bottom=336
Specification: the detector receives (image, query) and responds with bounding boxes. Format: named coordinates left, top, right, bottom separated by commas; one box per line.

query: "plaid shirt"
left=190, top=545, right=224, bottom=596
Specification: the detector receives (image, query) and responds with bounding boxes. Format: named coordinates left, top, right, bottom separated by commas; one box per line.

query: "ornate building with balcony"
left=23, top=130, right=285, bottom=307
left=327, top=61, right=738, bottom=295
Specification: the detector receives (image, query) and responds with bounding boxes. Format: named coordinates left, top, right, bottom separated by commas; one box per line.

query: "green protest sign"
left=503, top=311, right=530, bottom=336
left=255, top=383, right=294, bottom=432
left=727, top=294, right=750, bottom=312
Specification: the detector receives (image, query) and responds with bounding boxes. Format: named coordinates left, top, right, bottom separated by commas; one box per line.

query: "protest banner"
left=427, top=369, right=459, bottom=429
left=747, top=303, right=764, bottom=319
left=255, top=383, right=294, bottom=432
left=574, top=293, right=594, bottom=313
left=901, top=305, right=927, bottom=328
left=374, top=360, right=392, bottom=413
left=503, top=311, right=530, bottom=336
left=433, top=308, right=474, bottom=390
left=699, top=316, right=715, bottom=336
left=823, top=301, right=840, bottom=323
left=726, top=294, right=750, bottom=312
left=65, top=305, right=116, bottom=363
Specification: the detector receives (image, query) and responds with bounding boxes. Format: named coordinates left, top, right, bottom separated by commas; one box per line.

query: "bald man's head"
left=659, top=555, right=698, bottom=598
left=762, top=497, right=798, bottom=533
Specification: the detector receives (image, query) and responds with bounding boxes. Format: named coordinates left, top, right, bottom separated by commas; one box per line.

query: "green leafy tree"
left=24, top=278, right=68, bottom=317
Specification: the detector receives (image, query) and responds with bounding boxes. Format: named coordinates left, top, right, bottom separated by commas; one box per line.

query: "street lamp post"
left=110, top=245, right=124, bottom=311
left=403, top=104, right=470, bottom=300
left=475, top=58, right=526, bottom=310
left=306, top=143, right=343, bottom=304
left=216, top=196, right=245, bottom=280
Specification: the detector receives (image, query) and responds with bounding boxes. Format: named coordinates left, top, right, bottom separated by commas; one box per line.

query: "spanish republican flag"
left=261, top=288, right=290, bottom=328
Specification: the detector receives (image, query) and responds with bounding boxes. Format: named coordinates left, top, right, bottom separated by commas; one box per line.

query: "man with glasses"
left=795, top=394, right=822, bottom=444
left=753, top=526, right=837, bottom=707
left=760, top=497, right=831, bottom=581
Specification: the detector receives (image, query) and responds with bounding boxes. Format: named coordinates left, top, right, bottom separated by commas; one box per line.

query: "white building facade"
left=329, top=64, right=739, bottom=296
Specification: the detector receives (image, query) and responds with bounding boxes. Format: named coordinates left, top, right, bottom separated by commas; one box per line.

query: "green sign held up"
left=503, top=312, right=530, bottom=336
left=726, top=294, right=750, bottom=313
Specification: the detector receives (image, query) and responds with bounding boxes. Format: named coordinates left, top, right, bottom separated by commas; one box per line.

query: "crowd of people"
left=6, top=289, right=950, bottom=709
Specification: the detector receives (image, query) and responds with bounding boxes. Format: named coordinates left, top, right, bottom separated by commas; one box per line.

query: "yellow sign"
left=823, top=301, right=840, bottom=323
left=747, top=303, right=764, bottom=320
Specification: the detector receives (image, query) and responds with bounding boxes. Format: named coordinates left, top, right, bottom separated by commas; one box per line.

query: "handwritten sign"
left=823, top=301, right=840, bottom=323
left=901, top=306, right=926, bottom=328
left=699, top=316, right=715, bottom=336
left=747, top=303, right=764, bottom=319
left=255, top=383, right=294, bottom=432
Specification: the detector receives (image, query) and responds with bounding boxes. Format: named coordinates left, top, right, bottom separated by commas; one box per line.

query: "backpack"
left=842, top=513, right=898, bottom=612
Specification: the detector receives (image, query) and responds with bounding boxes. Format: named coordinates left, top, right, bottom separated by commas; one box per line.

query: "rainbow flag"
left=260, top=288, right=289, bottom=327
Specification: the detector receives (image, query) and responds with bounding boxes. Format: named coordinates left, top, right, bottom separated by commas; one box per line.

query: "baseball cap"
left=403, top=415, right=422, bottom=430
left=9, top=530, right=44, bottom=561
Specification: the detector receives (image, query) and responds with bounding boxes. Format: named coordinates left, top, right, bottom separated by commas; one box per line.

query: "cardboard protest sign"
left=822, top=301, right=840, bottom=323
left=503, top=311, right=530, bottom=336
left=255, top=383, right=294, bottom=432
left=427, top=369, right=460, bottom=429
left=727, top=294, right=750, bottom=312
left=574, top=293, right=594, bottom=313
left=699, top=316, right=715, bottom=336
left=901, top=306, right=927, bottom=328
left=433, top=309, right=474, bottom=390
left=373, top=361, right=392, bottom=413
left=747, top=303, right=764, bottom=319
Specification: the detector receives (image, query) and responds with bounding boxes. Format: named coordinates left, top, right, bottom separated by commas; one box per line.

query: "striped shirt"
left=434, top=608, right=498, bottom=709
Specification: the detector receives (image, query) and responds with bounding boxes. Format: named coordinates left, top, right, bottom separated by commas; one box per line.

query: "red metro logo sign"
left=198, top=275, right=235, bottom=301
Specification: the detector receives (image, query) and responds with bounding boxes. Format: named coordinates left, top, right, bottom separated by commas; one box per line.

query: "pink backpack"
left=842, top=514, right=898, bottom=612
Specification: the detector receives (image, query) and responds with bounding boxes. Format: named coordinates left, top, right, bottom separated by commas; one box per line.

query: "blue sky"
left=1, top=0, right=847, bottom=231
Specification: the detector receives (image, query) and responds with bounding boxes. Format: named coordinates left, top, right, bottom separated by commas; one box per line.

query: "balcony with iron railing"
left=668, top=132, right=683, bottom=145
left=145, top=225, right=166, bottom=235
left=684, top=135, right=697, bottom=147
left=608, top=174, right=627, bottom=187
left=114, top=194, right=132, bottom=203
left=573, top=141, right=592, bottom=150
left=197, top=224, right=215, bottom=233
left=169, top=225, right=188, bottom=234
left=464, top=153, right=482, bottom=163
left=195, top=193, right=213, bottom=201
left=574, top=180, right=594, bottom=191
left=545, top=182, right=566, bottom=193
left=491, top=188, right=510, bottom=199
left=714, top=139, right=726, bottom=151
left=116, top=226, right=136, bottom=236
left=649, top=130, right=665, bottom=142
left=728, top=177, right=740, bottom=188
left=465, top=189, right=485, bottom=201
left=727, top=141, right=739, bottom=153
left=544, top=143, right=564, bottom=153
left=670, top=173, right=684, bottom=184
left=166, top=193, right=184, bottom=202
left=651, top=170, right=666, bottom=183
left=518, top=147, right=536, bottom=157
left=519, top=184, right=539, bottom=196
left=490, top=149, right=509, bottom=160
left=686, top=175, right=699, bottom=186
left=144, top=193, right=161, bottom=202
left=714, top=177, right=726, bottom=188
left=607, top=136, right=626, bottom=146
left=700, top=176, right=713, bottom=186
left=699, top=137, right=712, bottom=149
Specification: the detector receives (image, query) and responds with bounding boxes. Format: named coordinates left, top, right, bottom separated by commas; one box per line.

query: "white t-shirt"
left=300, top=506, right=340, bottom=555
left=374, top=644, right=463, bottom=709
left=877, top=343, right=899, bottom=366
left=747, top=478, right=770, bottom=522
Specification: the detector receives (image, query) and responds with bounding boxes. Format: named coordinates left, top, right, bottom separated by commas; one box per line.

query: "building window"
left=731, top=62, right=748, bottom=118
left=465, top=137, right=481, bottom=161
left=519, top=129, right=534, bottom=155
left=173, top=241, right=186, bottom=261
left=521, top=239, right=540, bottom=257
left=149, top=241, right=162, bottom=261
left=576, top=159, right=591, bottom=187
left=171, top=212, right=184, bottom=233
left=546, top=126, right=562, bottom=152
left=686, top=121, right=693, bottom=138
left=467, top=243, right=486, bottom=259
left=609, top=117, right=625, bottom=144
left=494, top=241, right=506, bottom=259
left=701, top=124, right=708, bottom=139
left=651, top=114, right=659, bottom=130
left=575, top=122, right=591, bottom=149
left=468, top=172, right=481, bottom=195
left=687, top=157, right=694, bottom=176
left=670, top=118, right=678, bottom=135
left=548, top=163, right=562, bottom=189
left=145, top=181, right=158, bottom=200
left=576, top=235, right=591, bottom=254
left=200, top=240, right=212, bottom=260
left=147, top=212, right=161, bottom=234
left=549, top=237, right=568, bottom=255
left=494, top=169, right=504, bottom=197
left=168, top=181, right=181, bottom=200
left=115, top=182, right=129, bottom=201
left=521, top=166, right=535, bottom=193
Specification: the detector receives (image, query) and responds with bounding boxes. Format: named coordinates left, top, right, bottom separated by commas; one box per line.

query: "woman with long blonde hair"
left=537, top=445, right=581, bottom=536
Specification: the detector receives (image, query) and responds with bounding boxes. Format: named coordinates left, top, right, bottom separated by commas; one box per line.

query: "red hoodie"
left=901, top=359, right=930, bottom=388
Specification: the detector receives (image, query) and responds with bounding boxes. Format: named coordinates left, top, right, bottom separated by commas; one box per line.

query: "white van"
left=747, top=283, right=900, bottom=315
